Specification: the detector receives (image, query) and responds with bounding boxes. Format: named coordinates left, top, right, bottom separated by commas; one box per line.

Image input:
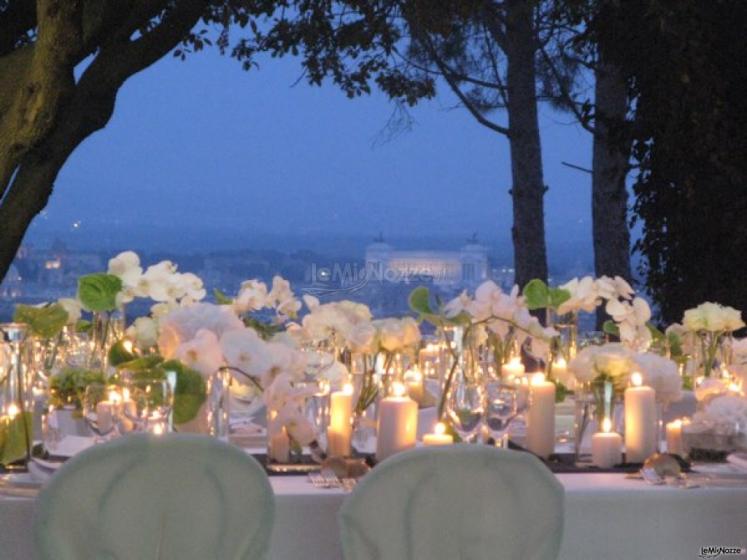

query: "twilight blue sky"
left=27, top=48, right=595, bottom=266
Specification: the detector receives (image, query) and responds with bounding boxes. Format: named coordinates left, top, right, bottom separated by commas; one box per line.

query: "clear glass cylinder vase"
left=0, top=323, right=34, bottom=468
left=574, top=379, right=623, bottom=462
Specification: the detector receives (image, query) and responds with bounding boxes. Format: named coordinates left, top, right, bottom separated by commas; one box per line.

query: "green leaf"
left=523, top=279, right=549, bottom=310
left=116, top=355, right=164, bottom=371
left=548, top=287, right=572, bottom=309
left=161, top=360, right=207, bottom=425
left=667, top=331, right=683, bottom=358
left=75, top=319, right=92, bottom=334
left=408, top=286, right=433, bottom=315
left=13, top=303, right=68, bottom=338
left=49, top=368, right=107, bottom=411
left=647, top=322, right=665, bottom=343
left=108, top=340, right=137, bottom=367
left=0, top=412, right=32, bottom=466
left=602, top=320, right=620, bottom=337
left=77, top=274, right=123, bottom=312
left=214, top=288, right=233, bottom=305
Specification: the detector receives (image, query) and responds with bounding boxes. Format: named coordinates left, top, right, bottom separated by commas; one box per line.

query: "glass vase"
left=547, top=309, right=578, bottom=362
left=0, top=323, right=34, bottom=469
left=443, top=348, right=485, bottom=443
left=573, top=379, right=623, bottom=462
left=88, top=308, right=125, bottom=370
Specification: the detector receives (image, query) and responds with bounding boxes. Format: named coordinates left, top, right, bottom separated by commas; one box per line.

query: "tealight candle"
left=526, top=373, right=555, bottom=458
left=376, top=382, right=418, bottom=462
left=327, top=383, right=354, bottom=457
left=551, top=357, right=571, bottom=389
left=591, top=418, right=623, bottom=468
left=624, top=372, right=657, bottom=462
left=501, top=357, right=525, bottom=379
left=422, top=422, right=453, bottom=446
left=666, top=419, right=685, bottom=456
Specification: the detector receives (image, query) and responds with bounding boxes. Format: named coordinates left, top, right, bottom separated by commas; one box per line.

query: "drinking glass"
left=484, top=381, right=518, bottom=448
left=122, top=377, right=174, bottom=434
left=446, top=378, right=485, bottom=443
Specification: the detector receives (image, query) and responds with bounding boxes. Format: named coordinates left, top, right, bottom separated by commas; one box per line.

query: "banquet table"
left=2, top=471, right=746, bottom=560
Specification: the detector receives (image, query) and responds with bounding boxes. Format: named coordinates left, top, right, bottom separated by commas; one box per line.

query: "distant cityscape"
left=0, top=234, right=594, bottom=323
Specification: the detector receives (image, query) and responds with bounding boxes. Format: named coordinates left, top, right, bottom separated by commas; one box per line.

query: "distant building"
left=364, top=235, right=489, bottom=288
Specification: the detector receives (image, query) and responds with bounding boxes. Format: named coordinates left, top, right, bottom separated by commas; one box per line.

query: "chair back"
left=339, top=445, right=564, bottom=560
left=35, top=434, right=275, bottom=560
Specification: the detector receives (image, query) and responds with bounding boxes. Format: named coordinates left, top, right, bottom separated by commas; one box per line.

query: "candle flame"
left=108, top=390, right=121, bottom=404
left=602, top=417, right=612, bottom=433
left=342, top=383, right=354, bottom=395
left=123, top=339, right=134, bottom=354
left=729, top=383, right=741, bottom=394
left=391, top=382, right=407, bottom=397
left=631, top=372, right=643, bottom=387
left=152, top=423, right=164, bottom=436
left=530, top=373, right=546, bottom=386
left=435, top=422, right=446, bottom=435
left=509, top=357, right=522, bottom=367
left=554, top=357, right=567, bottom=368
left=671, top=419, right=682, bottom=428
left=122, top=388, right=131, bottom=401
left=6, top=403, right=19, bottom=420
left=406, top=368, right=423, bottom=382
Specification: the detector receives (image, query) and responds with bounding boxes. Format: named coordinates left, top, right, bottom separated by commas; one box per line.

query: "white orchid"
left=557, top=276, right=599, bottom=315
left=234, top=279, right=270, bottom=313
left=268, top=276, right=302, bottom=321
left=605, top=296, right=652, bottom=351
left=175, top=329, right=224, bottom=378
left=444, top=290, right=471, bottom=318
left=595, top=275, right=634, bottom=301
left=108, top=251, right=142, bottom=289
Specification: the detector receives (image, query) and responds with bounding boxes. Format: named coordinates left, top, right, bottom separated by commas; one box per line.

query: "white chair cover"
left=339, top=445, right=564, bottom=560
left=34, top=434, right=274, bottom=560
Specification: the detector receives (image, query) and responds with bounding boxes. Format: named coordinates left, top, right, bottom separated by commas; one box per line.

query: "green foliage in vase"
left=49, top=368, right=108, bottom=413
left=115, top=355, right=206, bottom=425
left=77, top=274, right=122, bottom=312
left=0, top=412, right=32, bottom=466
left=522, top=279, right=571, bottom=312
left=13, top=303, right=68, bottom=339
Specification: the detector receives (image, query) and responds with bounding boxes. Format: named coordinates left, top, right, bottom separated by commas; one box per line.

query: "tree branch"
left=420, top=33, right=510, bottom=136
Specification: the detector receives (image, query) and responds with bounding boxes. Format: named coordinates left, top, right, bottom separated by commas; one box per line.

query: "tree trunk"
left=592, top=60, right=631, bottom=282
left=504, top=0, right=548, bottom=288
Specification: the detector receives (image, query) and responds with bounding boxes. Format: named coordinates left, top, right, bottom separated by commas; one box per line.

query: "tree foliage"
left=599, top=0, right=747, bottom=323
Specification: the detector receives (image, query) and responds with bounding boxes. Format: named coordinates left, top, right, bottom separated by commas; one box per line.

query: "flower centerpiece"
left=682, top=302, right=745, bottom=378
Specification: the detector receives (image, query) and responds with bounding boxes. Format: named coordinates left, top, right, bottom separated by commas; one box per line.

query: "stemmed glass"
left=122, top=377, right=174, bottom=434
left=83, top=384, right=120, bottom=442
left=446, top=376, right=485, bottom=443
left=484, top=381, right=518, bottom=448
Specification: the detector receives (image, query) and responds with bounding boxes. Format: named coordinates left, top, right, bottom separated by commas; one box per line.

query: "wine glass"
left=446, top=377, right=485, bottom=443
left=122, top=377, right=174, bottom=434
left=484, top=381, right=518, bottom=448
left=83, top=383, right=120, bottom=442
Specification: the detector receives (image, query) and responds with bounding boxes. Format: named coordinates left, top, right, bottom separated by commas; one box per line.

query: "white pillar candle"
left=591, top=418, right=623, bottom=468
left=624, top=372, right=658, bottom=463
left=501, top=357, right=525, bottom=379
left=404, top=368, right=425, bottom=404
left=327, top=384, right=354, bottom=457
left=269, top=426, right=290, bottom=463
left=666, top=419, right=685, bottom=456
left=422, top=422, right=453, bottom=446
left=526, top=373, right=556, bottom=458
left=376, top=382, right=418, bottom=462
left=95, top=401, right=113, bottom=433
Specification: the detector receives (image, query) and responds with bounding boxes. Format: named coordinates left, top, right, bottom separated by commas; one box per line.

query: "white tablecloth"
left=2, top=471, right=746, bottom=560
